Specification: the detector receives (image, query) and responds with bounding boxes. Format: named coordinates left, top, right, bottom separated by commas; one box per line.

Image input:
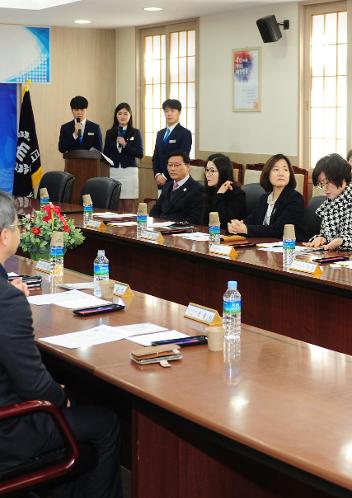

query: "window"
left=140, top=22, right=197, bottom=158
left=304, top=3, right=347, bottom=168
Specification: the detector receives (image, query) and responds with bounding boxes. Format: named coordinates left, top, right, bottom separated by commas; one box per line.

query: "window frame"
left=138, top=20, right=198, bottom=161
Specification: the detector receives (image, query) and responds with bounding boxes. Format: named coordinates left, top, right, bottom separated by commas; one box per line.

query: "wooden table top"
left=5, top=255, right=352, bottom=492
left=68, top=211, right=352, bottom=295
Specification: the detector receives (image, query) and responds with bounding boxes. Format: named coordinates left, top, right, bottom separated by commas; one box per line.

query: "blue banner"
left=0, top=84, right=17, bottom=192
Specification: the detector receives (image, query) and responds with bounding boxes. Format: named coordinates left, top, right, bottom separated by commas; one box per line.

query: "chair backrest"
left=190, top=165, right=205, bottom=185
left=303, top=195, right=325, bottom=240
left=38, top=171, right=75, bottom=203
left=242, top=183, right=265, bottom=217
left=81, top=177, right=121, bottom=210
left=231, top=162, right=244, bottom=184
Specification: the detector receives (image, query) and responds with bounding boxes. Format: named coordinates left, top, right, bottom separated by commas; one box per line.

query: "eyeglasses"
left=317, top=181, right=332, bottom=190
left=8, top=221, right=25, bottom=233
left=167, top=162, right=185, bottom=168
left=205, top=168, right=217, bottom=175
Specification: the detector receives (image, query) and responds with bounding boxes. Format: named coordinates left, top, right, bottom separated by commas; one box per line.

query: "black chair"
left=37, top=171, right=75, bottom=203
left=242, top=183, right=265, bottom=217
left=81, top=177, right=121, bottom=210
left=303, top=195, right=325, bottom=240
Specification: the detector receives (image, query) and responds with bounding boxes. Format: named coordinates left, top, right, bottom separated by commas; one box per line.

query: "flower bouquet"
left=20, top=203, right=85, bottom=260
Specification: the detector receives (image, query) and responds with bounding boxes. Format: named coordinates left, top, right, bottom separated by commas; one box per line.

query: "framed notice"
left=233, top=48, right=261, bottom=112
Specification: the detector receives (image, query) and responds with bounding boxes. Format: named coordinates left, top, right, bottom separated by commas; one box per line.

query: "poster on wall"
left=0, top=84, right=17, bottom=192
left=233, top=48, right=261, bottom=112
left=0, top=25, right=50, bottom=83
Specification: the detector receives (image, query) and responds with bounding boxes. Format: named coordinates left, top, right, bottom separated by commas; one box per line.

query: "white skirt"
left=110, top=167, right=139, bottom=199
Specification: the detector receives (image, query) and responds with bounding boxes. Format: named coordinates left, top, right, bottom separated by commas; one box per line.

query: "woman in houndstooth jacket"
left=305, top=153, right=352, bottom=251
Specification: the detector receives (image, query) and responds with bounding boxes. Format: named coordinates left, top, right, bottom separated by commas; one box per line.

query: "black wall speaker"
left=256, top=15, right=282, bottom=43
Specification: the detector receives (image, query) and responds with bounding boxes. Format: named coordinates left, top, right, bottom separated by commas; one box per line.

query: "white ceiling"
left=0, top=0, right=292, bottom=28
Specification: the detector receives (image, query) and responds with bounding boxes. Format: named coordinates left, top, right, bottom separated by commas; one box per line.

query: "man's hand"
left=10, top=278, right=29, bottom=297
left=74, top=122, right=83, bottom=136
left=156, top=175, right=166, bottom=187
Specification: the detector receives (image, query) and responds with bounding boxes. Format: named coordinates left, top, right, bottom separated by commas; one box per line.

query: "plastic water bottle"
left=93, top=250, right=109, bottom=297
left=136, top=203, right=147, bottom=239
left=223, top=281, right=241, bottom=364
left=39, top=188, right=49, bottom=207
left=83, top=202, right=93, bottom=227
left=50, top=232, right=64, bottom=281
left=209, top=212, right=221, bottom=245
left=40, top=195, right=49, bottom=207
left=283, top=224, right=296, bottom=270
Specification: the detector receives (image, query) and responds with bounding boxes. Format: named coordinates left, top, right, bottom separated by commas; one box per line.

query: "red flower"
left=63, top=225, right=70, bottom=233
left=32, top=227, right=41, bottom=236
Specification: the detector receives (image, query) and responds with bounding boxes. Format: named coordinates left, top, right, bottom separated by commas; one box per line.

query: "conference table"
left=57, top=211, right=352, bottom=356
left=5, top=256, right=352, bottom=498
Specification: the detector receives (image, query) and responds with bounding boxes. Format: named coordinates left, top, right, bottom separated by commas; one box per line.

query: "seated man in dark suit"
left=0, top=191, right=122, bottom=498
left=58, top=95, right=103, bottom=153
left=150, top=151, right=204, bottom=224
left=152, top=99, right=192, bottom=189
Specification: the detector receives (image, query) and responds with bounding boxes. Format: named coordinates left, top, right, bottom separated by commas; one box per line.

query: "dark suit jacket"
left=103, top=128, right=143, bottom=168
left=58, top=119, right=103, bottom=153
left=0, top=265, right=66, bottom=471
left=152, top=123, right=192, bottom=179
left=203, top=187, right=246, bottom=229
left=244, top=187, right=306, bottom=241
left=150, top=176, right=205, bottom=224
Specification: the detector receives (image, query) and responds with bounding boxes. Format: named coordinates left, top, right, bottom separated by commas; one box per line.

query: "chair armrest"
left=0, top=400, right=79, bottom=495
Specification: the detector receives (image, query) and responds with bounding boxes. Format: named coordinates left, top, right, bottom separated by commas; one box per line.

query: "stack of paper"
left=28, top=289, right=110, bottom=309
left=172, top=232, right=209, bottom=242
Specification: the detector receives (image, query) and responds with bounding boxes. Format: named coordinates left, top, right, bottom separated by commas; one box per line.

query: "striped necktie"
left=172, top=182, right=179, bottom=191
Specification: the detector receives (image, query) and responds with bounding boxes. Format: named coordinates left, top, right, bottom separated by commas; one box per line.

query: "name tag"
left=35, top=259, right=51, bottom=273
left=88, top=132, right=95, bottom=136
left=113, top=281, right=134, bottom=297
left=185, top=302, right=222, bottom=326
left=141, top=230, right=164, bottom=244
left=169, top=139, right=176, bottom=143
left=209, top=244, right=237, bottom=259
left=85, top=220, right=106, bottom=231
left=289, top=259, right=322, bottom=276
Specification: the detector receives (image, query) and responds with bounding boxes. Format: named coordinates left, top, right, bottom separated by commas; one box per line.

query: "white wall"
left=199, top=3, right=300, bottom=156
left=115, top=27, right=137, bottom=117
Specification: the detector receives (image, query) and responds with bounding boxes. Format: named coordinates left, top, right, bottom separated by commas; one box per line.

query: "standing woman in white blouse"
left=228, top=154, right=306, bottom=241
left=104, top=103, right=143, bottom=213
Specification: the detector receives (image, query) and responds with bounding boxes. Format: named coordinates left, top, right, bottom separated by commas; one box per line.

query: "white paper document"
left=7, top=272, right=19, bottom=277
left=109, top=221, right=137, bottom=227
left=172, top=232, right=209, bottom=241
left=330, top=261, right=352, bottom=269
left=28, top=289, right=110, bottom=308
left=94, top=212, right=136, bottom=219
left=59, top=282, right=95, bottom=290
left=127, top=330, right=188, bottom=346
left=40, top=323, right=168, bottom=349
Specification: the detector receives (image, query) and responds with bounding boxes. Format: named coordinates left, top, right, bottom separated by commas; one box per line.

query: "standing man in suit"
left=58, top=96, right=103, bottom=153
left=152, top=99, right=192, bottom=190
left=0, top=191, right=122, bottom=498
left=150, top=151, right=204, bottom=224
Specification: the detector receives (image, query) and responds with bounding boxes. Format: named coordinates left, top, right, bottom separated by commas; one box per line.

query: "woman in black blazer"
left=203, top=154, right=246, bottom=229
left=104, top=102, right=143, bottom=212
left=228, top=154, right=306, bottom=241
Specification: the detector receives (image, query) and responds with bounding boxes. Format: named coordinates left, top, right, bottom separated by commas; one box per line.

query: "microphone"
left=118, top=126, right=123, bottom=137
left=76, top=117, right=82, bottom=138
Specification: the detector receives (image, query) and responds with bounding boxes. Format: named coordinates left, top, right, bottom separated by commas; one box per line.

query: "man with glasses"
left=150, top=151, right=204, bottom=224
left=0, top=191, right=122, bottom=498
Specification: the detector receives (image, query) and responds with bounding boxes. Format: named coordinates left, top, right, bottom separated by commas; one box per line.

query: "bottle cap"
left=209, top=212, right=220, bottom=226
left=51, top=231, right=64, bottom=247
left=39, top=187, right=49, bottom=199
left=137, top=202, right=148, bottom=215
left=227, top=280, right=237, bottom=290
left=283, top=224, right=295, bottom=240
left=98, top=249, right=105, bottom=256
left=82, top=194, right=92, bottom=205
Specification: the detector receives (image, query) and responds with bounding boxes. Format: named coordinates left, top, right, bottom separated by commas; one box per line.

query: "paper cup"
left=206, top=326, right=224, bottom=352
left=98, top=279, right=115, bottom=299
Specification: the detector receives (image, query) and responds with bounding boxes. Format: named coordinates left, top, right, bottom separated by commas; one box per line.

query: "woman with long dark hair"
left=103, top=103, right=143, bottom=212
left=203, top=153, right=246, bottom=228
